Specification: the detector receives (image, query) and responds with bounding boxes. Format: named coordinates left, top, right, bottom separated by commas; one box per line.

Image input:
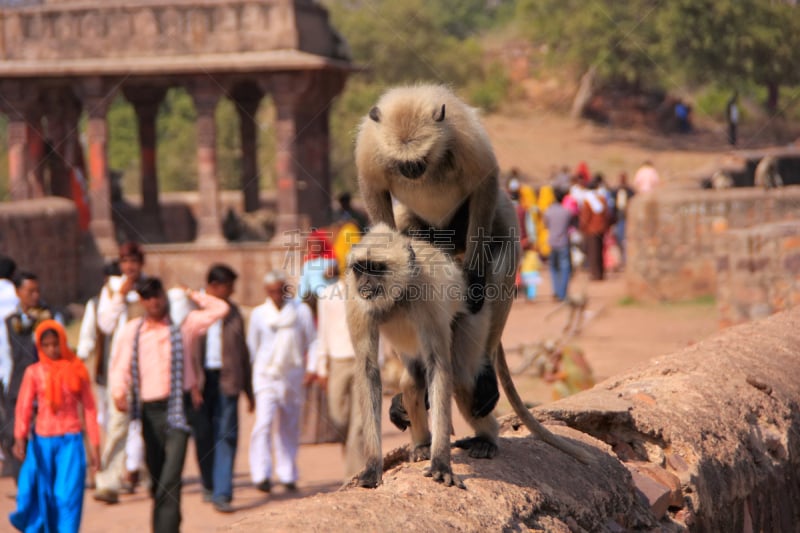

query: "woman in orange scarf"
left=10, top=320, right=100, bottom=533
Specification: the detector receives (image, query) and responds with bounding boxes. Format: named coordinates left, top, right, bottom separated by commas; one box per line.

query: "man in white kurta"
left=247, top=271, right=316, bottom=491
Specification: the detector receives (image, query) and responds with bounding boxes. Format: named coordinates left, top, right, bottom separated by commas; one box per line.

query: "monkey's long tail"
left=495, top=343, right=595, bottom=465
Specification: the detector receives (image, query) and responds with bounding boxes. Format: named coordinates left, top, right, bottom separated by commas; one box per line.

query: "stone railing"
left=716, top=221, right=800, bottom=327
left=0, top=197, right=81, bottom=306
left=0, top=0, right=346, bottom=62
left=625, top=186, right=800, bottom=301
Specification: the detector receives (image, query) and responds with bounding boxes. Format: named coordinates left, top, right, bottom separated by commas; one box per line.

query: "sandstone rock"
left=230, top=308, right=800, bottom=531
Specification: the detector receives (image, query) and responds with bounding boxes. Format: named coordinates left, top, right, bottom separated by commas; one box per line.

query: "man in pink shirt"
left=110, top=277, right=228, bottom=533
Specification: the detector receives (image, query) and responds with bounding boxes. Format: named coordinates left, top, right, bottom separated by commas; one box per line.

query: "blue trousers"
left=190, top=370, right=239, bottom=504
left=10, top=433, right=86, bottom=533
left=549, top=246, right=572, bottom=301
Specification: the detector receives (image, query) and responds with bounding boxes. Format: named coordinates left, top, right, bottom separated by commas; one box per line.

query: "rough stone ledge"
left=230, top=307, right=800, bottom=532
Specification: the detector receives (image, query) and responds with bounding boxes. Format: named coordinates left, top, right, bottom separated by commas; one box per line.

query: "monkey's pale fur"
left=355, top=84, right=504, bottom=315
left=346, top=224, right=594, bottom=489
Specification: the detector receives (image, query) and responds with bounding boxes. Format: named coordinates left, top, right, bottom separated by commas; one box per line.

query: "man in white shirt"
left=76, top=261, right=122, bottom=433
left=0, top=256, right=19, bottom=394
left=93, top=242, right=149, bottom=504
left=313, top=273, right=365, bottom=479
left=247, top=271, right=315, bottom=493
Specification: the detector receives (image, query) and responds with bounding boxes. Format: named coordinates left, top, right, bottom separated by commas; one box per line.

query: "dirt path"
left=484, top=110, right=732, bottom=188
left=0, top=270, right=718, bottom=531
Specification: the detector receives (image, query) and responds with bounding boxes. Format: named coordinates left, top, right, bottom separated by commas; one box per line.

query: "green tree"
left=516, top=0, right=665, bottom=88
left=659, top=0, right=800, bottom=111
left=324, top=0, right=508, bottom=191
left=156, top=88, right=197, bottom=191
left=107, top=95, right=139, bottom=195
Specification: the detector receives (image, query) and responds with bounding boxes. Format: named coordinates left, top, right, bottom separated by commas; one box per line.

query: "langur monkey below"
left=346, top=224, right=594, bottom=490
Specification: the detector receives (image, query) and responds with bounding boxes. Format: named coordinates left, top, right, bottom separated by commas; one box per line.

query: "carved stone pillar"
left=83, top=79, right=117, bottom=256
left=189, top=81, right=224, bottom=243
left=0, top=81, right=37, bottom=201
left=7, top=119, right=29, bottom=200
left=265, top=72, right=313, bottom=237
left=43, top=89, right=73, bottom=199
left=265, top=71, right=345, bottom=236
left=125, top=86, right=166, bottom=242
left=62, top=93, right=83, bottom=170
left=26, top=112, right=46, bottom=198
left=235, top=94, right=262, bottom=213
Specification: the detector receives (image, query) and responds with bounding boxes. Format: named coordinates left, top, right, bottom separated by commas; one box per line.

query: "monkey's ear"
left=434, top=104, right=446, bottom=122
left=369, top=106, right=381, bottom=123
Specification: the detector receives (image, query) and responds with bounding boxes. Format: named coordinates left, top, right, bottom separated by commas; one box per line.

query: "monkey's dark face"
left=352, top=259, right=390, bottom=301
left=347, top=222, right=417, bottom=317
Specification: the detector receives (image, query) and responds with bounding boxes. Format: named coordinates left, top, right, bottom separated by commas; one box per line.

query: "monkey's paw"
left=453, top=436, right=498, bottom=459
left=423, top=459, right=465, bottom=489
left=467, top=287, right=484, bottom=315
left=410, top=444, right=431, bottom=462
left=471, top=365, right=499, bottom=418
left=356, top=464, right=382, bottom=488
left=388, top=393, right=410, bottom=431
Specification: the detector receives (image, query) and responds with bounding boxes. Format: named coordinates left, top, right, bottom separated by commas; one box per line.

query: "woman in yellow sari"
left=536, top=185, right=556, bottom=258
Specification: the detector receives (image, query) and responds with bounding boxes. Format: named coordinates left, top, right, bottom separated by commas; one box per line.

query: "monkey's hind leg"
left=453, top=380, right=500, bottom=459
left=399, top=359, right=432, bottom=462
left=451, top=312, right=500, bottom=459
left=352, top=324, right=384, bottom=488
left=421, top=331, right=464, bottom=488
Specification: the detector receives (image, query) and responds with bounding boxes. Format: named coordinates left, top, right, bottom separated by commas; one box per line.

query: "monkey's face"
left=347, top=224, right=416, bottom=315
left=367, top=94, right=449, bottom=182
left=352, top=259, right=390, bottom=300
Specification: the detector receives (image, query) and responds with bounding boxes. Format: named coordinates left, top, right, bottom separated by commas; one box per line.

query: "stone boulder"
left=231, top=307, right=800, bottom=531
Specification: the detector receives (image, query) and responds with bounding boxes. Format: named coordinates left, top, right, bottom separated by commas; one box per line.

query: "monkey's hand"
left=424, top=458, right=465, bottom=489
left=466, top=269, right=485, bottom=314
left=410, top=444, right=431, bottom=462
left=356, top=461, right=382, bottom=489
left=471, top=364, right=500, bottom=418
left=388, top=393, right=410, bottom=431
left=453, top=436, right=498, bottom=459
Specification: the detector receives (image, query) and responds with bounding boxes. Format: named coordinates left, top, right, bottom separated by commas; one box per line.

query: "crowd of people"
left=507, top=160, right=659, bottom=303
left=0, top=194, right=369, bottom=532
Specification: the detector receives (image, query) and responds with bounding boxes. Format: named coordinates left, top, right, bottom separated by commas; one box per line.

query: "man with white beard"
left=247, top=271, right=315, bottom=493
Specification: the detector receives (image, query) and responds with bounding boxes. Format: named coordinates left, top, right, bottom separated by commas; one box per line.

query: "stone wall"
left=141, top=240, right=302, bottom=307
left=0, top=1, right=348, bottom=63
left=716, top=221, right=800, bottom=327
left=625, top=186, right=800, bottom=301
left=0, top=197, right=80, bottom=306
left=115, top=190, right=279, bottom=244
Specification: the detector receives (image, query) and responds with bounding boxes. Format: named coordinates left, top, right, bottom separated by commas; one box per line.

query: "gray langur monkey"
left=355, top=84, right=506, bottom=315
left=346, top=224, right=594, bottom=490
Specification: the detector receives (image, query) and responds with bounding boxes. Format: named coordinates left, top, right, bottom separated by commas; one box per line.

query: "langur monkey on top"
left=355, top=84, right=507, bottom=316
left=346, top=224, right=594, bottom=489
left=355, top=84, right=521, bottom=460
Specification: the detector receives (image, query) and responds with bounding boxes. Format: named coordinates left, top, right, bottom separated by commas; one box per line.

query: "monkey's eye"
left=353, top=260, right=388, bottom=277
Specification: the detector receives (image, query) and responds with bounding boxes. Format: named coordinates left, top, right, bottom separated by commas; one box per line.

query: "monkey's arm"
left=347, top=306, right=384, bottom=488
left=362, top=185, right=396, bottom=230
left=464, top=173, right=499, bottom=314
